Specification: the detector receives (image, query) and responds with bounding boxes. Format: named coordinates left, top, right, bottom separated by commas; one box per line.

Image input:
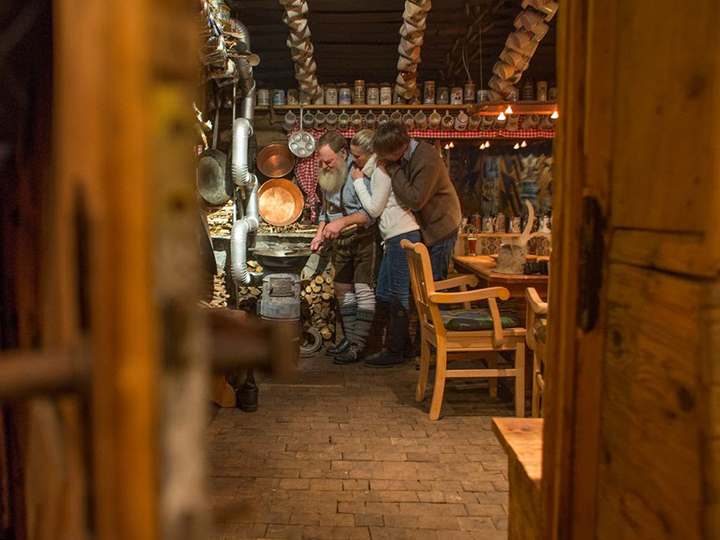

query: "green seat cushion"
left=533, top=317, right=548, bottom=345
left=440, top=308, right=520, bottom=332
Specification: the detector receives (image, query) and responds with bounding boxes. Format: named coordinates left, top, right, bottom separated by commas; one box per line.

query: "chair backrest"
left=401, top=240, right=440, bottom=329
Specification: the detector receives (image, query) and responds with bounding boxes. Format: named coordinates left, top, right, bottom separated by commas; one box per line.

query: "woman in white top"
left=349, top=130, right=420, bottom=367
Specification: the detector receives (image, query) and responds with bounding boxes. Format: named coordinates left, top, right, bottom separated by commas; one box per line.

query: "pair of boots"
left=364, top=298, right=413, bottom=368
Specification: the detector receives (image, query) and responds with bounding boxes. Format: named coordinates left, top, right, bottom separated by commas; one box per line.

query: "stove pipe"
left=229, top=18, right=259, bottom=287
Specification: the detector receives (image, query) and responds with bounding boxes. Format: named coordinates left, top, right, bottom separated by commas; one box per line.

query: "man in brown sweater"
left=374, top=122, right=461, bottom=280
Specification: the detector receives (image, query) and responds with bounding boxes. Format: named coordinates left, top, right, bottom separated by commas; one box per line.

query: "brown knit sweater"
left=386, top=141, right=462, bottom=246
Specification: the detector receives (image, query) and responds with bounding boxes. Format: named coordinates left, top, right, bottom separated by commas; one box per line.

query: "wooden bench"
left=492, top=418, right=543, bottom=540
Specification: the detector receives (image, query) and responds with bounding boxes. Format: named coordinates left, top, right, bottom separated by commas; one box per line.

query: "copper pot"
left=257, top=143, right=296, bottom=179
left=258, top=179, right=304, bottom=226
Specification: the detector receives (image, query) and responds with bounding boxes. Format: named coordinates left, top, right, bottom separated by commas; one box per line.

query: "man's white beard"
left=318, top=159, right=348, bottom=194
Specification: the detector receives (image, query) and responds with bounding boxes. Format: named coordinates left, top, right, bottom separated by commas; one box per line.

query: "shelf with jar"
left=255, top=101, right=558, bottom=115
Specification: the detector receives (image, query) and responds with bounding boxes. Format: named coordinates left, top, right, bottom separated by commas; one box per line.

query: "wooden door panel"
left=610, top=0, right=718, bottom=234
left=597, top=263, right=705, bottom=540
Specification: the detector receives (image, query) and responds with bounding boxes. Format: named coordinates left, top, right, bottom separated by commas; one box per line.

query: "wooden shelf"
left=255, top=101, right=558, bottom=115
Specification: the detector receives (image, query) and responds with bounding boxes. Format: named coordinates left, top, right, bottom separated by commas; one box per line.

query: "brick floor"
left=208, top=352, right=513, bottom=540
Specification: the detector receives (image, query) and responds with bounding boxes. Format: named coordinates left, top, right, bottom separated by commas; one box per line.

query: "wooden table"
left=492, top=418, right=543, bottom=540
left=453, top=255, right=549, bottom=325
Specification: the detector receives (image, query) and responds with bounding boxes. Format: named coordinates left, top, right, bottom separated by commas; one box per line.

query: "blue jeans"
left=427, top=231, right=458, bottom=281
left=376, top=230, right=422, bottom=310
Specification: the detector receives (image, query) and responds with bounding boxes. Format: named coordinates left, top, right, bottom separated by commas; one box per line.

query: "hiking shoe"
left=326, top=338, right=350, bottom=356
left=333, top=344, right=364, bottom=365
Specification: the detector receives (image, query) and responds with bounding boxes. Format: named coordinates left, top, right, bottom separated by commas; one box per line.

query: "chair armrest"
left=429, top=286, right=510, bottom=305
left=526, top=287, right=548, bottom=315
left=434, top=274, right=479, bottom=291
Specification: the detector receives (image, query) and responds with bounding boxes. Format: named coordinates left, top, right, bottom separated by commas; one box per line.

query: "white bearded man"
left=310, top=131, right=379, bottom=364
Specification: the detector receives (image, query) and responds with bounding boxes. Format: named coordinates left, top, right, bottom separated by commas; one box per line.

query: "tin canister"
left=548, top=86, right=558, bottom=100
left=272, top=89, right=286, bottom=106
left=339, top=85, right=352, bottom=105
left=476, top=89, right=490, bottom=102
left=536, top=81, right=548, bottom=101
left=437, top=87, right=449, bottom=104
left=464, top=82, right=476, bottom=103
left=353, top=80, right=366, bottom=104
left=325, top=85, right=338, bottom=105
left=380, top=83, right=393, bottom=105
left=287, top=89, right=299, bottom=105
left=423, top=81, right=436, bottom=104
left=257, top=89, right=270, bottom=106
left=450, top=86, right=463, bottom=105
left=367, top=84, right=380, bottom=105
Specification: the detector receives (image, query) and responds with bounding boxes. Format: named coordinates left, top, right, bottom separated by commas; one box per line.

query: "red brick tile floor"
left=207, top=352, right=513, bottom=540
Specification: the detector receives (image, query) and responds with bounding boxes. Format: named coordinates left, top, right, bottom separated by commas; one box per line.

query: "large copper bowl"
left=258, top=179, right=304, bottom=226
left=257, top=143, right=296, bottom=178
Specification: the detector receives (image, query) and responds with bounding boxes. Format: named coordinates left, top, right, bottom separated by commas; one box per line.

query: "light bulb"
left=444, top=143, right=450, bottom=150
left=551, top=110, right=559, bottom=119
left=513, top=143, right=520, bottom=150
left=505, top=105, right=514, bottom=115
left=449, top=142, right=455, bottom=148
left=497, top=112, right=506, bottom=121
left=485, top=140, right=490, bottom=148
left=521, top=140, right=527, bottom=148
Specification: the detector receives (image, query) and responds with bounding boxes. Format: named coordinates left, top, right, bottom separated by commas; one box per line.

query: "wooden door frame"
left=541, top=0, right=615, bottom=538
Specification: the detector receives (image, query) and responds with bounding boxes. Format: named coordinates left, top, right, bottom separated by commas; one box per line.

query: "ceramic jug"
left=495, top=212, right=506, bottom=233
left=482, top=216, right=495, bottom=233
left=538, top=215, right=551, bottom=233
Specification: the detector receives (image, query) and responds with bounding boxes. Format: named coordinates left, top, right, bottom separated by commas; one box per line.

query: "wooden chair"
left=402, top=240, right=527, bottom=420
left=525, top=287, right=548, bottom=417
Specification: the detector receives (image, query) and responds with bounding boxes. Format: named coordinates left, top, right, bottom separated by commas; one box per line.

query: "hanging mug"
left=521, top=114, right=540, bottom=130
left=429, top=109, right=442, bottom=129
left=482, top=216, right=495, bottom=233
left=302, top=111, right=315, bottom=129
left=480, top=115, right=495, bottom=131
left=313, top=112, right=326, bottom=130
left=494, top=114, right=507, bottom=130
left=441, top=111, right=454, bottom=131
left=390, top=110, right=403, bottom=124
left=539, top=114, right=555, bottom=130
left=468, top=114, right=482, bottom=131
left=338, top=112, right=350, bottom=130
left=378, top=111, right=391, bottom=126
left=510, top=216, right=522, bottom=233
left=283, top=110, right=297, bottom=131
left=505, top=114, right=520, bottom=131
left=414, top=110, right=428, bottom=130
left=364, top=111, right=377, bottom=129
left=454, top=111, right=469, bottom=131
left=402, top=111, right=415, bottom=131
left=350, top=110, right=363, bottom=130
left=325, top=111, right=338, bottom=130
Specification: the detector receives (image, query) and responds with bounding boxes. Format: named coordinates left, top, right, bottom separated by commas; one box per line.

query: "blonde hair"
left=350, top=129, right=375, bottom=154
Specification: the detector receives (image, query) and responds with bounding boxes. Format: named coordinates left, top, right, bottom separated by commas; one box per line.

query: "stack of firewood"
left=300, top=268, right=337, bottom=346
left=206, top=200, right=234, bottom=237
left=209, top=268, right=230, bottom=308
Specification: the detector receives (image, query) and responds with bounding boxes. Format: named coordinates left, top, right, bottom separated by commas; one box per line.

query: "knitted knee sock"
left=335, top=283, right=357, bottom=343
left=353, top=283, right=376, bottom=350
